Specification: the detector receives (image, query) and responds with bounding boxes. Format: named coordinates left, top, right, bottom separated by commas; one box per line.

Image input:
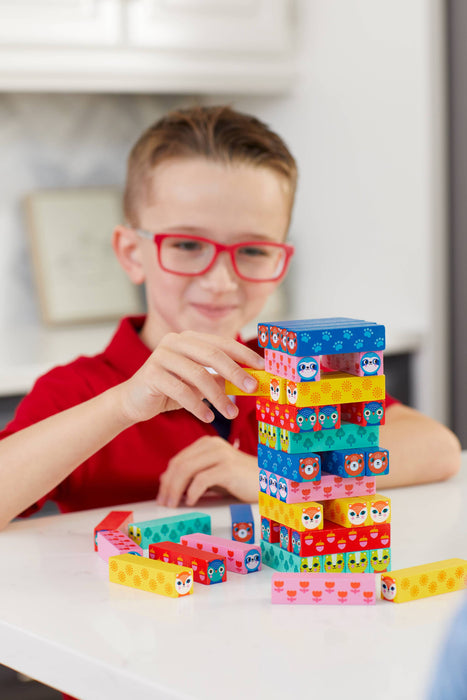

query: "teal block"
left=260, top=541, right=323, bottom=573
left=128, top=512, right=211, bottom=548
left=285, top=423, right=380, bottom=453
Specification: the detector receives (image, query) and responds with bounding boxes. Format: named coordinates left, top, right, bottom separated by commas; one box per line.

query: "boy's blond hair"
left=123, top=105, right=297, bottom=227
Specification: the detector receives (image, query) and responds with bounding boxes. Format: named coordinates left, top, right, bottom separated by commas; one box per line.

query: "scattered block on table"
left=288, top=520, right=391, bottom=557
left=284, top=373, right=385, bottom=408
left=323, top=494, right=391, bottom=528
left=127, top=512, right=211, bottom=548
left=258, top=318, right=386, bottom=356
left=97, top=529, right=143, bottom=562
left=341, top=400, right=386, bottom=427
left=321, top=350, right=384, bottom=377
left=381, top=559, right=467, bottom=603
left=149, top=541, right=226, bottom=585
left=259, top=467, right=376, bottom=504
left=108, top=553, right=194, bottom=598
left=264, top=349, right=321, bottom=382
left=229, top=503, right=255, bottom=543
left=320, top=449, right=366, bottom=478
left=271, top=572, right=378, bottom=605
left=225, top=369, right=269, bottom=397
left=258, top=491, right=323, bottom=532
left=94, top=510, right=133, bottom=551
left=180, top=533, right=261, bottom=574
left=368, top=548, right=392, bottom=573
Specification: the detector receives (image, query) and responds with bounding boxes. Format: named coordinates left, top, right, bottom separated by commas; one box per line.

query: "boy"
left=0, top=106, right=461, bottom=530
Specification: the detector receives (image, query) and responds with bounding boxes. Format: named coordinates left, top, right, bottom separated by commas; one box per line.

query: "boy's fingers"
left=161, top=332, right=264, bottom=389
left=184, top=466, right=226, bottom=506
left=157, top=439, right=221, bottom=507
left=154, top=349, right=240, bottom=420
left=147, top=364, right=215, bottom=423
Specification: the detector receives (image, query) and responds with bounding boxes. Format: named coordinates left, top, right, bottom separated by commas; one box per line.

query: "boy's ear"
left=112, top=225, right=146, bottom=284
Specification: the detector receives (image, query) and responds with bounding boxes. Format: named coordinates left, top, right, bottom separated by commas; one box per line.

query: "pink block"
left=321, top=351, right=384, bottom=377
left=261, top=469, right=376, bottom=503
left=271, top=572, right=378, bottom=605
left=264, top=349, right=321, bottom=382
left=97, top=529, right=143, bottom=562
left=181, top=533, right=261, bottom=574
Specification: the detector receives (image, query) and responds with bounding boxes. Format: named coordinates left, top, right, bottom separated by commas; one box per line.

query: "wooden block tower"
left=253, top=318, right=392, bottom=578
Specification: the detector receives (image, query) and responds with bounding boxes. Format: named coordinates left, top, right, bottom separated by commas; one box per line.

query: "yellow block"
left=381, top=559, right=467, bottom=603
left=225, top=369, right=270, bottom=397
left=286, top=373, right=386, bottom=407
left=109, top=553, right=194, bottom=598
left=226, top=369, right=385, bottom=407
left=258, top=491, right=323, bottom=532
left=324, top=494, right=391, bottom=528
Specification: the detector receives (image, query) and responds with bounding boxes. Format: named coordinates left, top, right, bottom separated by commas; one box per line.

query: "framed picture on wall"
left=25, top=187, right=144, bottom=325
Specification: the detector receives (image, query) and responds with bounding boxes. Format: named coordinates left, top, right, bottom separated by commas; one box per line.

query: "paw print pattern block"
left=257, top=318, right=386, bottom=357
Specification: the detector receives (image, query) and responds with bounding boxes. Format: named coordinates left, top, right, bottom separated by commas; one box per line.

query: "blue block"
left=363, top=448, right=390, bottom=476
left=230, top=503, right=255, bottom=543
left=258, top=317, right=386, bottom=356
left=257, top=444, right=322, bottom=483
left=320, top=449, right=366, bottom=478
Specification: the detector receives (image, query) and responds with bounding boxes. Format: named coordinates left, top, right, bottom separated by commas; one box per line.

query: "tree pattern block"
left=262, top=540, right=391, bottom=574
left=381, top=559, right=467, bottom=603
left=109, top=553, right=194, bottom=598
left=259, top=467, right=376, bottom=504
left=271, top=572, right=378, bottom=605
left=149, top=541, right=226, bottom=585
left=127, top=512, right=211, bottom=548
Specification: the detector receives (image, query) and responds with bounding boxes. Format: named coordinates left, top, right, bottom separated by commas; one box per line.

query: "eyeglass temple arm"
left=134, top=228, right=153, bottom=240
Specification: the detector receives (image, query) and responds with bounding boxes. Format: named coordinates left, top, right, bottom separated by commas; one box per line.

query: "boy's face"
left=130, top=157, right=291, bottom=347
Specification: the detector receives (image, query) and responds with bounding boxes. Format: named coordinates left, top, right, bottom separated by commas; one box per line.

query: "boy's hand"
left=156, top=436, right=258, bottom=507
left=118, top=331, right=264, bottom=425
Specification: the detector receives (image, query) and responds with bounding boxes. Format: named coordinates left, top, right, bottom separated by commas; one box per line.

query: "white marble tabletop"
left=0, top=457, right=466, bottom=700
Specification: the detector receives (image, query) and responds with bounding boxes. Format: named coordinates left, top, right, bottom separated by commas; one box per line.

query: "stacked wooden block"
left=236, top=317, right=394, bottom=602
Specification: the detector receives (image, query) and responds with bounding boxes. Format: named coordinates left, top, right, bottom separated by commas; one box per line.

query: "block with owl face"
left=264, top=348, right=321, bottom=383
left=341, top=400, right=386, bottom=427
left=149, top=541, right=227, bottom=585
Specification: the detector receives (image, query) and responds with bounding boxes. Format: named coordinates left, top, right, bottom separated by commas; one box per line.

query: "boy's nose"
left=199, top=251, right=238, bottom=292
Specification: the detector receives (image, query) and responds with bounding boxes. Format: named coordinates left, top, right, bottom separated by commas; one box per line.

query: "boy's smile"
left=128, top=157, right=292, bottom=349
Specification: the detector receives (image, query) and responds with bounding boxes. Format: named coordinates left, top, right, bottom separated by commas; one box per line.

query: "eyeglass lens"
left=159, top=236, right=286, bottom=280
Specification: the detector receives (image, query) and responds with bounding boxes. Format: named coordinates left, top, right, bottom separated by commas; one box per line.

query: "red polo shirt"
left=1, top=316, right=398, bottom=516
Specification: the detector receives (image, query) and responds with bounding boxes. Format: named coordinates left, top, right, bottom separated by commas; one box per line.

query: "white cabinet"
left=0, top=0, right=295, bottom=93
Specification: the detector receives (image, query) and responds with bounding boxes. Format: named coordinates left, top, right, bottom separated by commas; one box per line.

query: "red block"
left=149, top=541, right=227, bottom=585
left=290, top=520, right=391, bottom=556
left=94, top=510, right=133, bottom=551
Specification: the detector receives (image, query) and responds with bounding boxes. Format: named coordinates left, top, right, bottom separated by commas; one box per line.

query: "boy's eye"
left=171, top=239, right=205, bottom=252
left=237, top=245, right=270, bottom=257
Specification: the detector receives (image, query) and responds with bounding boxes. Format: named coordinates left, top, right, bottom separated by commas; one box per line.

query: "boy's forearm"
left=376, top=404, right=462, bottom=488
left=0, top=384, right=135, bottom=530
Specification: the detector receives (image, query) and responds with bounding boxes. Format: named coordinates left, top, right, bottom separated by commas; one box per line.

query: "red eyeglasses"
left=135, top=230, right=294, bottom=282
